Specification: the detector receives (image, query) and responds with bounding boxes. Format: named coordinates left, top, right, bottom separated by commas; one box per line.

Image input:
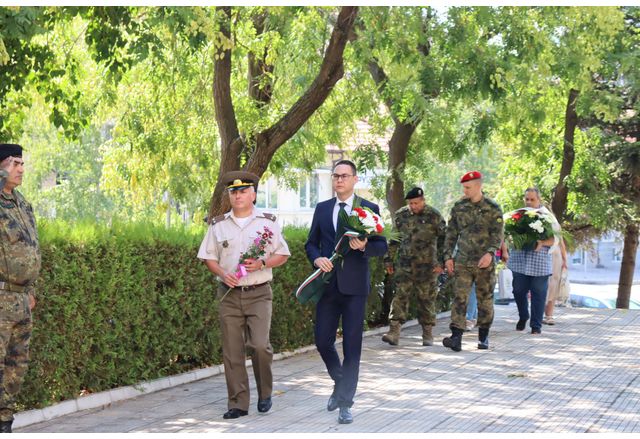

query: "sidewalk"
left=18, top=303, right=640, bottom=433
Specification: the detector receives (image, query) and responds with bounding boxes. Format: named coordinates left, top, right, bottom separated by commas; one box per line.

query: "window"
left=256, top=180, right=278, bottom=209
left=299, top=174, right=319, bottom=209
left=571, top=250, right=583, bottom=265
left=613, top=248, right=622, bottom=262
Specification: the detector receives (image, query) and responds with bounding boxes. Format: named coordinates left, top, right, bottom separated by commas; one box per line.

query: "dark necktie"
left=336, top=202, right=348, bottom=240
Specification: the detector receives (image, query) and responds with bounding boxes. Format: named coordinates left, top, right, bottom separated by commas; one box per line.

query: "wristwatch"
left=260, top=259, right=266, bottom=270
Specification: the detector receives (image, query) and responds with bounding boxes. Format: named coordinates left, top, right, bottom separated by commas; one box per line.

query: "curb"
left=14, top=310, right=451, bottom=429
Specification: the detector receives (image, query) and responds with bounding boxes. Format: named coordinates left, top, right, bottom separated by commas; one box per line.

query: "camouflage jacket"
left=0, top=185, right=41, bottom=296
left=443, top=195, right=503, bottom=265
left=385, top=205, right=446, bottom=268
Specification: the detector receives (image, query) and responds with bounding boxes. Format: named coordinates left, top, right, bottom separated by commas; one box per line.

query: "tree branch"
left=245, top=6, right=359, bottom=172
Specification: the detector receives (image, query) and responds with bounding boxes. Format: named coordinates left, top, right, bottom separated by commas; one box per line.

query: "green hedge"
left=18, top=221, right=453, bottom=411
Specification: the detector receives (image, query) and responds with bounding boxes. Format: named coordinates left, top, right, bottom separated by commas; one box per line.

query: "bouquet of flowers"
left=295, top=204, right=398, bottom=305
left=340, top=206, right=388, bottom=237
left=235, top=226, right=274, bottom=278
left=504, top=207, right=556, bottom=250
left=221, top=226, right=273, bottom=302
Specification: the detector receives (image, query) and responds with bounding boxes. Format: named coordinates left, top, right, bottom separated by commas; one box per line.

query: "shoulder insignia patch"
left=262, top=212, right=277, bottom=222
left=210, top=214, right=227, bottom=225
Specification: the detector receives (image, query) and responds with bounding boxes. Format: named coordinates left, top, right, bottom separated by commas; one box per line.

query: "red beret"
left=460, top=171, right=482, bottom=183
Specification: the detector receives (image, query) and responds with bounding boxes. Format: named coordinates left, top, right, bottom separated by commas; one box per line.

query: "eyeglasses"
left=331, top=173, right=354, bottom=181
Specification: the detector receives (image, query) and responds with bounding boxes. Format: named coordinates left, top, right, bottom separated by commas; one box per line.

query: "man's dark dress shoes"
left=222, top=408, right=248, bottom=419
left=516, top=319, right=527, bottom=331
left=327, top=391, right=339, bottom=412
left=338, top=407, right=353, bottom=424
left=257, top=397, right=272, bottom=413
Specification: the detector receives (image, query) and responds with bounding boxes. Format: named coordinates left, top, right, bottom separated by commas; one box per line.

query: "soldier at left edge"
left=0, top=143, right=41, bottom=433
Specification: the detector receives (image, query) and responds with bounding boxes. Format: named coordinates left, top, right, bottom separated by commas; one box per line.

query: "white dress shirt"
left=332, top=193, right=355, bottom=231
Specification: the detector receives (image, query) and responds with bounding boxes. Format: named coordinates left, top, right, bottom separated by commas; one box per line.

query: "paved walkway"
left=18, top=303, right=640, bottom=433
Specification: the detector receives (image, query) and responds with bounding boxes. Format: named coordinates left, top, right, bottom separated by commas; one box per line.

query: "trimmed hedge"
left=18, top=221, right=453, bottom=411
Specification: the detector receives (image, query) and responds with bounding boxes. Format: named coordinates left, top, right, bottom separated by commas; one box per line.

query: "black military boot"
left=442, top=327, right=463, bottom=352
left=478, top=328, right=489, bottom=350
left=0, top=420, right=12, bottom=433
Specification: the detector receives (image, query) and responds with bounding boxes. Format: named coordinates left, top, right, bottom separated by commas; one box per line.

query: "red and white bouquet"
left=339, top=206, right=397, bottom=241
left=504, top=207, right=557, bottom=250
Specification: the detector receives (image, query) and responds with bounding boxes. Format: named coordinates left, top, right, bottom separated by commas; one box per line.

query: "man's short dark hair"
left=333, top=159, right=357, bottom=175
left=524, top=187, right=541, bottom=198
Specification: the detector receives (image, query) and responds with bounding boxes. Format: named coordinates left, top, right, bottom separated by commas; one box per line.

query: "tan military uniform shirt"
left=197, top=208, right=290, bottom=286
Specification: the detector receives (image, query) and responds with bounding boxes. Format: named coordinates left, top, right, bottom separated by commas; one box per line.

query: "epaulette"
left=262, top=212, right=277, bottom=222
left=210, top=214, right=227, bottom=225
left=396, top=205, right=410, bottom=215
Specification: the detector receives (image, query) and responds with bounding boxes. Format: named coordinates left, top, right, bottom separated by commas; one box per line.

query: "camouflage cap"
left=222, top=171, right=259, bottom=191
left=404, top=187, right=424, bottom=199
left=460, top=171, right=482, bottom=183
left=0, top=143, right=23, bottom=161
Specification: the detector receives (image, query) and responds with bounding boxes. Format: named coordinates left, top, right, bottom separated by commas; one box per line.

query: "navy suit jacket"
left=305, top=196, right=388, bottom=296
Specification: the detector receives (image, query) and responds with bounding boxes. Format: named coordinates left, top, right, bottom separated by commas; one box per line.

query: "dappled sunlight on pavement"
left=18, top=303, right=640, bottom=433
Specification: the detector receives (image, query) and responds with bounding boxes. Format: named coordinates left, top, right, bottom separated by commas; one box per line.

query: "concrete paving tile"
left=15, top=305, right=640, bottom=433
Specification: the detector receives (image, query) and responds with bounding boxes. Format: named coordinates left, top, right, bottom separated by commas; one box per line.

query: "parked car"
left=570, top=292, right=640, bottom=309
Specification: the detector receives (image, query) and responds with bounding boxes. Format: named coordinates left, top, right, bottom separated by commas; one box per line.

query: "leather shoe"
left=531, top=328, right=541, bottom=335
left=327, top=391, right=339, bottom=412
left=0, top=420, right=12, bottom=433
left=338, top=407, right=353, bottom=424
left=257, top=397, right=272, bottom=413
left=516, top=319, right=527, bottom=331
left=222, top=408, right=248, bottom=419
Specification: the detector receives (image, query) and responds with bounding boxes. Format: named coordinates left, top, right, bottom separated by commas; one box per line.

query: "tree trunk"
left=247, top=11, right=274, bottom=107
left=551, top=88, right=579, bottom=223
left=208, top=6, right=243, bottom=221
left=385, top=123, right=417, bottom=216
left=208, top=6, right=359, bottom=219
left=616, top=222, right=639, bottom=309
left=367, top=58, right=418, bottom=216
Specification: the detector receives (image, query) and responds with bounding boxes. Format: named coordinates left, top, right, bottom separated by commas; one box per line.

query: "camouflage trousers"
left=0, top=291, right=32, bottom=422
left=449, top=263, right=496, bottom=331
left=389, top=265, right=439, bottom=327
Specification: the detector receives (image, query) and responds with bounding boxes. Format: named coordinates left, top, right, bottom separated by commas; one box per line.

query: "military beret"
left=460, top=171, right=482, bottom=183
left=0, top=143, right=23, bottom=162
left=222, top=170, right=259, bottom=191
left=404, top=187, right=424, bottom=200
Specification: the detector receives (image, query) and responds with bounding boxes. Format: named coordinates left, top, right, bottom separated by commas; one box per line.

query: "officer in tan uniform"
left=0, top=144, right=40, bottom=433
left=198, top=171, right=290, bottom=420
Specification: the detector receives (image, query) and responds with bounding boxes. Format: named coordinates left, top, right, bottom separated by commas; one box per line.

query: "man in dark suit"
left=305, top=159, right=388, bottom=424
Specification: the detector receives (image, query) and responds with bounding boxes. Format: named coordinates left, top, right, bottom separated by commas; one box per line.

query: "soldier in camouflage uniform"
left=382, top=187, right=446, bottom=346
left=0, top=144, right=40, bottom=433
left=442, top=171, right=503, bottom=352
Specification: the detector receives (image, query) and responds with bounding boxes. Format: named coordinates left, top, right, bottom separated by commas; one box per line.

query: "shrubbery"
left=18, top=220, right=453, bottom=411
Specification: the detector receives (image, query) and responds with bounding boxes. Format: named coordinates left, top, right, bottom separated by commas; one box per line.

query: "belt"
left=0, top=281, right=27, bottom=293
left=221, top=281, right=270, bottom=292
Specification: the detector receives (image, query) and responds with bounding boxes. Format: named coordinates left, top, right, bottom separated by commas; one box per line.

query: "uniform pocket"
left=0, top=217, right=21, bottom=244
left=0, top=293, right=24, bottom=318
